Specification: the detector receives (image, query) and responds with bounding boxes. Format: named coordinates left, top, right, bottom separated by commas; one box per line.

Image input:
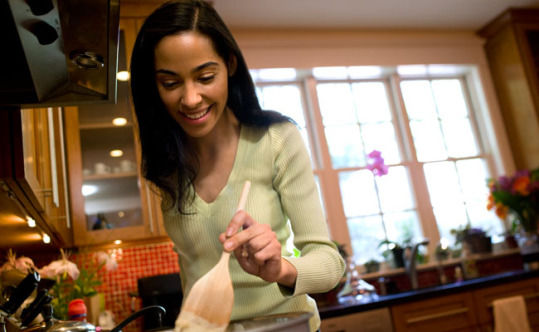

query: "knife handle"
left=0, top=271, right=40, bottom=315
left=20, top=289, right=52, bottom=327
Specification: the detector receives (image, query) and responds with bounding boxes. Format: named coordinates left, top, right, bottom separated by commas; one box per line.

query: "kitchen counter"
left=318, top=268, right=539, bottom=319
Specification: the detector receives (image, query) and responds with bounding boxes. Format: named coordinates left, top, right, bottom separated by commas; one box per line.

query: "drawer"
left=390, top=292, right=477, bottom=332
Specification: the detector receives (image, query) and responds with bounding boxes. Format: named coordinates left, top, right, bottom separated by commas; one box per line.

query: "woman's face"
left=154, top=31, right=230, bottom=139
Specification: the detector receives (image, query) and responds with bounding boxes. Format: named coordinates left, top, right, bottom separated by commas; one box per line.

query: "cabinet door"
left=65, top=27, right=164, bottom=246
left=391, top=292, right=478, bottom=332
left=473, top=277, right=539, bottom=331
left=20, top=107, right=71, bottom=246
left=321, top=308, right=394, bottom=332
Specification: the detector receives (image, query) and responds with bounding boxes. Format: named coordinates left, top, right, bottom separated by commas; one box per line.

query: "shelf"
left=83, top=171, right=138, bottom=181
left=79, top=123, right=134, bottom=130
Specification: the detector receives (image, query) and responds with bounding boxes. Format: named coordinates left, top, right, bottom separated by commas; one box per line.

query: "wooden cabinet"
left=478, top=8, right=539, bottom=170
left=64, top=21, right=166, bottom=246
left=391, top=292, right=478, bottom=332
left=321, top=308, right=394, bottom=332
left=473, top=277, right=539, bottom=331
left=0, top=107, right=72, bottom=248
left=389, top=276, right=539, bottom=332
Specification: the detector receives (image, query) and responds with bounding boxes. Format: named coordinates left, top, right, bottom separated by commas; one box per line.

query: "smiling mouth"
left=180, top=106, right=211, bottom=120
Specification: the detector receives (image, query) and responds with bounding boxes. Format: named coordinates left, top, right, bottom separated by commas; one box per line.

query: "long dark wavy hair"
left=130, top=0, right=289, bottom=213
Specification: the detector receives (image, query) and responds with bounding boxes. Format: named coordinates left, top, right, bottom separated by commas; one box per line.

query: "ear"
left=227, top=54, right=237, bottom=76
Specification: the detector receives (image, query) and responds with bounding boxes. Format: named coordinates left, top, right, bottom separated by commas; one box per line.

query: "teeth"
left=183, top=108, right=209, bottom=120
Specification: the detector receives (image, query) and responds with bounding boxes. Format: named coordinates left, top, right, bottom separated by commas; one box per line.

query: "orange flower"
left=512, top=175, right=530, bottom=195
left=486, top=194, right=495, bottom=210
left=494, top=203, right=508, bottom=219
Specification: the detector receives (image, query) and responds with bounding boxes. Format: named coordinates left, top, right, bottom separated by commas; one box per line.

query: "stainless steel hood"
left=0, top=0, right=120, bottom=107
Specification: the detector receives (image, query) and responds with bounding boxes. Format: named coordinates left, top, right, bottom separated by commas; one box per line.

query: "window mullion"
left=390, top=74, right=440, bottom=254
left=304, top=76, right=352, bottom=251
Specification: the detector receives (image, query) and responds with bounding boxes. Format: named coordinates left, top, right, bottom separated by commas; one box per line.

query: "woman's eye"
left=160, top=81, right=178, bottom=88
left=198, top=75, right=215, bottom=83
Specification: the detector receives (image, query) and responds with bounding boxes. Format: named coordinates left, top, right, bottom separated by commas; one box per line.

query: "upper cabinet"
left=0, top=107, right=72, bottom=249
left=478, top=8, right=539, bottom=170
left=65, top=21, right=166, bottom=246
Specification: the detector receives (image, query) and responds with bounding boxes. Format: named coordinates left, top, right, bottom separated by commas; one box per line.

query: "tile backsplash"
left=72, top=241, right=179, bottom=332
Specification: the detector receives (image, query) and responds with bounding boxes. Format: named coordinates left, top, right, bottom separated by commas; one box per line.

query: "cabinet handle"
left=406, top=307, right=469, bottom=324
left=47, top=108, right=60, bottom=207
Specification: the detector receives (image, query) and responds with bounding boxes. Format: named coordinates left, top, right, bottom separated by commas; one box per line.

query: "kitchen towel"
left=493, top=295, right=531, bottom=332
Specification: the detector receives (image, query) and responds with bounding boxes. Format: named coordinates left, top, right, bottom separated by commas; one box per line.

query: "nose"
left=181, top=82, right=202, bottom=109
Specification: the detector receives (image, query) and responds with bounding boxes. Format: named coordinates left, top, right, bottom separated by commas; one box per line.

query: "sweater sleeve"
left=271, top=122, right=345, bottom=296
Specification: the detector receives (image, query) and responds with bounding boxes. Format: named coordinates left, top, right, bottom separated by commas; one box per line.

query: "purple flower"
left=497, top=176, right=512, bottom=191
left=367, top=150, right=389, bottom=176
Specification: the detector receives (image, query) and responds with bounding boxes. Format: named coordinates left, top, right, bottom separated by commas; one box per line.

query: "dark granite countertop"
left=318, top=269, right=539, bottom=319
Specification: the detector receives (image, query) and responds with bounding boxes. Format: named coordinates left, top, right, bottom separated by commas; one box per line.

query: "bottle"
left=68, top=299, right=87, bottom=321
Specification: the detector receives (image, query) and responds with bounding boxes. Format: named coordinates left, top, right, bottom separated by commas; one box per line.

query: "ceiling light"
left=110, top=149, right=123, bottom=157
left=112, top=117, right=127, bottom=126
left=117, top=71, right=130, bottom=81
left=42, top=233, right=51, bottom=244
left=114, top=240, right=122, bottom=245
left=27, top=217, right=36, bottom=228
left=82, top=184, right=98, bottom=197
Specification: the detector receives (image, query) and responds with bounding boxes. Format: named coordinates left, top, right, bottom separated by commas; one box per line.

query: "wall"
left=72, top=242, right=179, bottom=332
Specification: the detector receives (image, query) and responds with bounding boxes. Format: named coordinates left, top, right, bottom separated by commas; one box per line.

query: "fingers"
left=224, top=210, right=253, bottom=238
left=224, top=222, right=271, bottom=252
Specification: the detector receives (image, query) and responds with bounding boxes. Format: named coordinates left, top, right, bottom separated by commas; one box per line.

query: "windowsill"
left=360, top=247, right=521, bottom=280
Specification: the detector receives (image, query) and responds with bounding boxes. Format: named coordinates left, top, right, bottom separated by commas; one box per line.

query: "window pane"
left=257, top=68, right=296, bottom=81
left=442, top=118, right=479, bottom=157
left=424, top=161, right=462, bottom=207
left=434, top=204, right=468, bottom=242
left=352, top=82, right=392, bottom=123
left=455, top=158, right=489, bottom=204
left=348, top=215, right=386, bottom=263
left=258, top=85, right=305, bottom=127
left=376, top=166, right=414, bottom=212
left=317, top=83, right=357, bottom=125
left=400, top=80, right=437, bottom=120
left=325, top=125, right=365, bottom=168
left=313, top=66, right=348, bottom=79
left=339, top=170, right=380, bottom=217
left=432, top=79, right=468, bottom=119
left=384, top=211, right=422, bottom=244
left=361, top=123, right=401, bottom=164
left=410, top=120, right=447, bottom=161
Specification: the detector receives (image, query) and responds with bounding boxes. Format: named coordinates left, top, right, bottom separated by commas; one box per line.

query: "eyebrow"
left=155, top=61, right=219, bottom=76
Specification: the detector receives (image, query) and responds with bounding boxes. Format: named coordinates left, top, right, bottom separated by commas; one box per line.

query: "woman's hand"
left=219, top=210, right=297, bottom=288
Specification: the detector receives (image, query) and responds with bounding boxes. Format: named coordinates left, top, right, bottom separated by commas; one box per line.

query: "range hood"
left=0, top=0, right=120, bottom=107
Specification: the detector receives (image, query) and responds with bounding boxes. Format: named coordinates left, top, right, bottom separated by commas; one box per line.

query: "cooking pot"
left=227, top=312, right=312, bottom=332
left=156, top=312, right=312, bottom=332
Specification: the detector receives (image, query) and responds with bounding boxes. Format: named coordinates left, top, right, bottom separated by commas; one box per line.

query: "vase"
left=516, top=231, right=539, bottom=255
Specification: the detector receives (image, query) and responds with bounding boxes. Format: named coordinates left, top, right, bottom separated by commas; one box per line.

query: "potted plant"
left=378, top=240, right=406, bottom=268
left=450, top=224, right=492, bottom=254
left=363, top=259, right=381, bottom=273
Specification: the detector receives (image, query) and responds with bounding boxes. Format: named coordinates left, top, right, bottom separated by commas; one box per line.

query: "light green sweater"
left=162, top=121, right=345, bottom=331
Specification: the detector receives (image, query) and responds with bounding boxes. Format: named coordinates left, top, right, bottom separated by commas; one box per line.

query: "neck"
left=190, top=108, right=240, bottom=160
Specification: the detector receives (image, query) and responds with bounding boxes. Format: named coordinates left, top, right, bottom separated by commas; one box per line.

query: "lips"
left=180, top=105, right=211, bottom=121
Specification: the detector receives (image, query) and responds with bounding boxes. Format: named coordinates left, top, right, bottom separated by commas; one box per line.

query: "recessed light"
left=27, top=217, right=36, bottom=228
left=117, top=71, right=130, bottom=81
left=112, top=117, right=127, bottom=126
left=42, top=233, right=51, bottom=244
left=110, top=149, right=123, bottom=157
left=114, top=240, right=122, bottom=245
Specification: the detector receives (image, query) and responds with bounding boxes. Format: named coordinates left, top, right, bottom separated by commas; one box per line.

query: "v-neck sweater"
left=162, top=121, right=345, bottom=331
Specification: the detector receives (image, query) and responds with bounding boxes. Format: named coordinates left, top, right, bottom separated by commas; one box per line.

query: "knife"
left=0, top=271, right=40, bottom=316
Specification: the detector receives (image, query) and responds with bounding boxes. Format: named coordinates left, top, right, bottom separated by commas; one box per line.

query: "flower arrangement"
left=487, top=168, right=539, bottom=233
left=39, top=249, right=118, bottom=320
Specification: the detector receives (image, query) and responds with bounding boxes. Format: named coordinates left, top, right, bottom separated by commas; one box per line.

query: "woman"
left=130, top=1, right=345, bottom=330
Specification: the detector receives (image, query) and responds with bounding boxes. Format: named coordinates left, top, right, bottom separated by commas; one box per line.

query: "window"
left=252, top=65, right=502, bottom=263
